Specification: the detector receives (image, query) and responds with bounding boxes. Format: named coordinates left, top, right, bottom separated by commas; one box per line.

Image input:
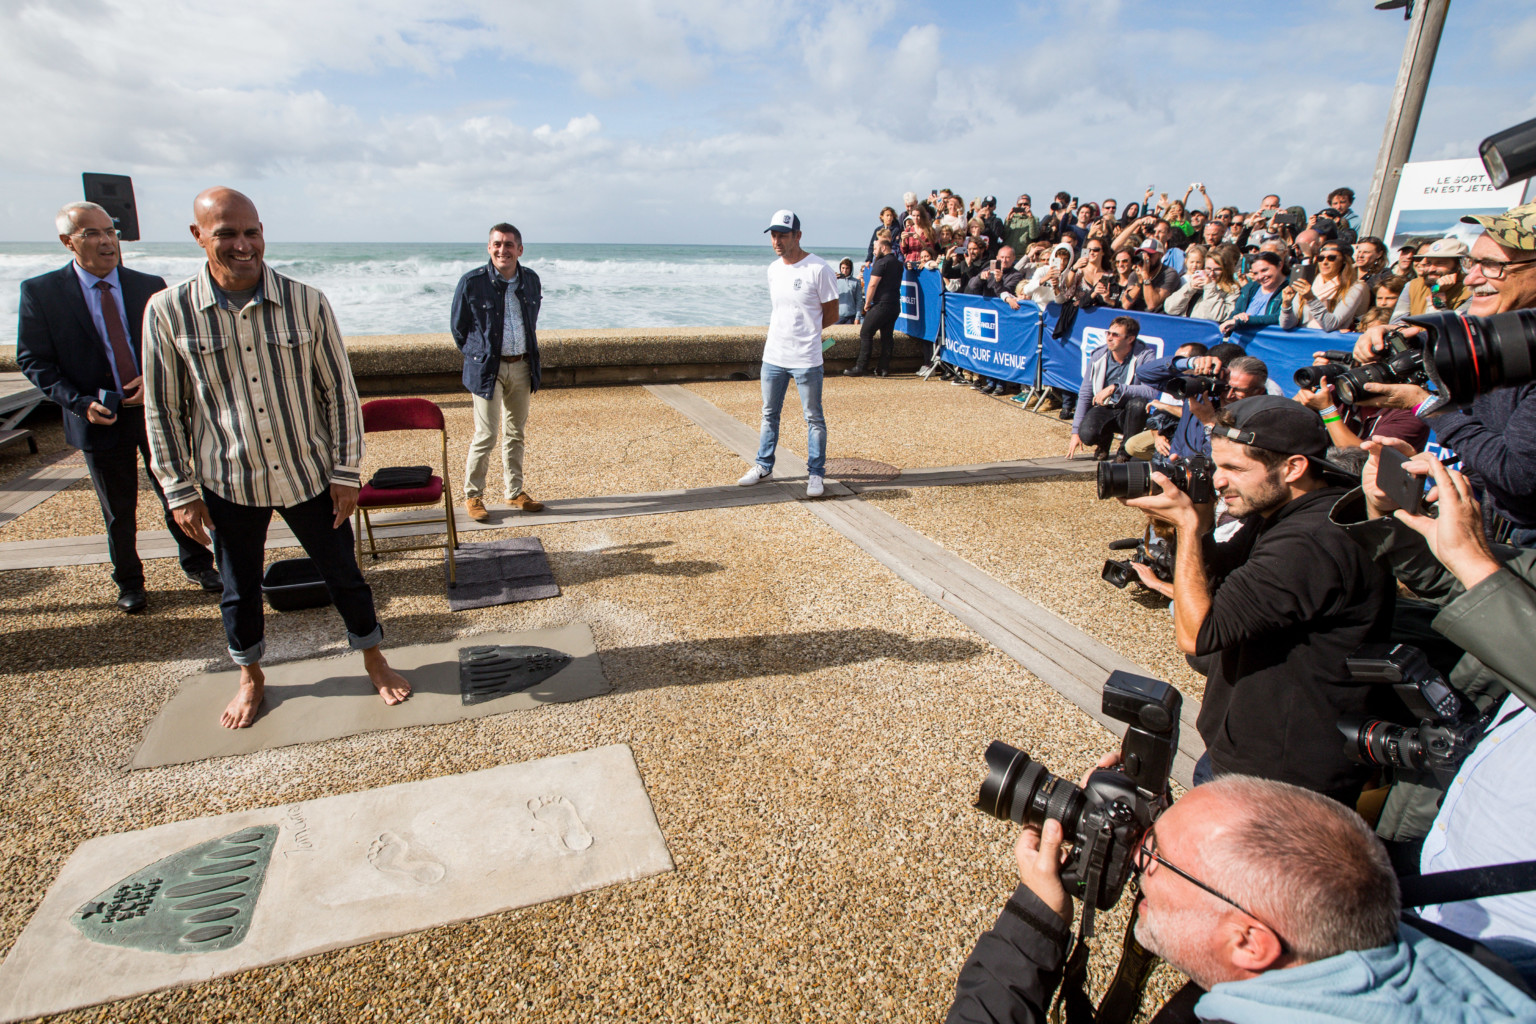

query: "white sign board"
left=1382, top=158, right=1528, bottom=252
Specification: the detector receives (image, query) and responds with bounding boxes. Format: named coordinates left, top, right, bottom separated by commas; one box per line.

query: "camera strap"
left=1399, top=860, right=1536, bottom=908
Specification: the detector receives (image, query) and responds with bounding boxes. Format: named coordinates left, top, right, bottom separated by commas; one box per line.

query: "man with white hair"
left=947, top=774, right=1536, bottom=1022
left=17, top=201, right=218, bottom=614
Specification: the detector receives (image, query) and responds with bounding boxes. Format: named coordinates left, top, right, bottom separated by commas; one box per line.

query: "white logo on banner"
left=963, top=306, right=999, bottom=343
left=1080, top=327, right=1164, bottom=376
left=898, top=280, right=921, bottom=321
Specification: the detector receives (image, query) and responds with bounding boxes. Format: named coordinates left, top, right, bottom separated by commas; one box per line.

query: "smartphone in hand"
left=1377, top=446, right=1429, bottom=516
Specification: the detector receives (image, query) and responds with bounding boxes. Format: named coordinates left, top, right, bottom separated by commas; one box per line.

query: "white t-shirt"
left=764, top=253, right=838, bottom=369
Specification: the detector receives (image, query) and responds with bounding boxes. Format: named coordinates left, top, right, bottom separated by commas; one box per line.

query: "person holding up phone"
left=16, top=201, right=219, bottom=614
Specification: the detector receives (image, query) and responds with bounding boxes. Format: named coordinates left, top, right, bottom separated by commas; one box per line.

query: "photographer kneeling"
left=1124, top=398, right=1395, bottom=806
left=1067, top=317, right=1155, bottom=462
left=947, top=775, right=1534, bottom=1023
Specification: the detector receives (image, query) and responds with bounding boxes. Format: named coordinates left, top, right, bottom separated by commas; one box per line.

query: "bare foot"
left=362, top=647, right=411, bottom=705
left=221, top=666, right=265, bottom=729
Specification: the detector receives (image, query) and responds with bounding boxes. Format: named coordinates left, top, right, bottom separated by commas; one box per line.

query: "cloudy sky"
left=1, top=0, right=1532, bottom=246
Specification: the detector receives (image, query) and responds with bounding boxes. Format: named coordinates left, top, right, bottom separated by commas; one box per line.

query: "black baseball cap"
left=1211, top=395, right=1358, bottom=485
left=982, top=195, right=997, bottom=207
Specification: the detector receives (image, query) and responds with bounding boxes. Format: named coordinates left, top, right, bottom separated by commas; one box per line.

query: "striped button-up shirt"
left=144, top=263, right=364, bottom=510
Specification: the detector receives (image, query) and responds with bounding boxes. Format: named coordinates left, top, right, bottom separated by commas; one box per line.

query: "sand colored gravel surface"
left=0, top=376, right=1209, bottom=1021
left=0, top=493, right=1191, bottom=1022
left=685, top=377, right=1070, bottom=469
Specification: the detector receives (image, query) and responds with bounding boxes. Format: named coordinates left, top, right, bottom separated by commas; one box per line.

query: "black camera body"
left=1333, top=331, right=1429, bottom=405
left=976, top=671, right=1182, bottom=918
left=1103, top=525, right=1174, bottom=590
left=1097, top=456, right=1217, bottom=505
left=1164, top=374, right=1220, bottom=401
left=1294, top=350, right=1357, bottom=390
left=1337, top=644, right=1488, bottom=787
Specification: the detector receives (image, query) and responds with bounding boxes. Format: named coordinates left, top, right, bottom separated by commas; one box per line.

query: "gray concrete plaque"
left=0, top=745, right=672, bottom=1022
left=130, top=622, right=609, bottom=769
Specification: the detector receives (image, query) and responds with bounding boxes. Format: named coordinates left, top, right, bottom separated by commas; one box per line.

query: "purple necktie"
left=94, top=280, right=137, bottom=385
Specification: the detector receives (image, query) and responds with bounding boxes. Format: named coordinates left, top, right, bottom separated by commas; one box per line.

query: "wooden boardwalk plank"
left=0, top=450, right=87, bottom=528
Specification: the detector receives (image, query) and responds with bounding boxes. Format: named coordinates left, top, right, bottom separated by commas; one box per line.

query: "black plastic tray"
left=262, top=558, right=332, bottom=612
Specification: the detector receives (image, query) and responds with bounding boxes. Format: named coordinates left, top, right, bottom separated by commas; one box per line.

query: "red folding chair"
left=355, top=398, right=459, bottom=584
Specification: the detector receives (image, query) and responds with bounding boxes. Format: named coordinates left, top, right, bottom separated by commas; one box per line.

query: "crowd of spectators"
left=860, top=184, right=1474, bottom=346
left=863, top=186, right=1536, bottom=1020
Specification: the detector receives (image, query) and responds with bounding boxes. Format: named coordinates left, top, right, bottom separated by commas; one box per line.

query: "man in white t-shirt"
left=738, top=210, right=840, bottom=498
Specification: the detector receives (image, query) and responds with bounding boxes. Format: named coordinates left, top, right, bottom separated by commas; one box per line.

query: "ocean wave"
left=0, top=242, right=861, bottom=341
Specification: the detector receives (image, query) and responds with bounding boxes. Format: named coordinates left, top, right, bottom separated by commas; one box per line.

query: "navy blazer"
left=17, top=262, right=167, bottom=452
left=450, top=263, right=542, bottom=399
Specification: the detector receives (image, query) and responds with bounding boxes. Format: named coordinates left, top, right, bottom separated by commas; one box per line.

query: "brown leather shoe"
left=509, top=491, right=545, bottom=513
left=465, top=497, right=490, bottom=522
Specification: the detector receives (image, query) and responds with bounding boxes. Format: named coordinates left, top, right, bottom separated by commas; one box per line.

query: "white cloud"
left=0, top=0, right=1517, bottom=245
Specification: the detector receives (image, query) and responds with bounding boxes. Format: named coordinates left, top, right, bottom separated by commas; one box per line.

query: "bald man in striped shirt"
left=144, top=187, right=410, bottom=729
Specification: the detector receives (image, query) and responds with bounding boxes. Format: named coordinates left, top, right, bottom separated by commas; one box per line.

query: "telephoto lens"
left=1096, top=460, right=1153, bottom=500
left=1165, top=375, right=1219, bottom=400
left=1414, top=309, right=1536, bottom=405
left=1294, top=362, right=1353, bottom=389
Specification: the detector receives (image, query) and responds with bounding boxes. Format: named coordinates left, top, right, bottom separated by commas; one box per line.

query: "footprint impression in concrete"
left=528, top=796, right=594, bottom=852
left=367, top=832, right=446, bottom=884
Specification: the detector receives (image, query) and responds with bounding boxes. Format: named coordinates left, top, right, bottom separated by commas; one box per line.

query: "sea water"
left=0, top=242, right=868, bottom=347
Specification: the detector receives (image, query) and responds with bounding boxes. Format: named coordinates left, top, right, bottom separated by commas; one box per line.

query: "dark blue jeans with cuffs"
left=203, top=488, right=382, bottom=666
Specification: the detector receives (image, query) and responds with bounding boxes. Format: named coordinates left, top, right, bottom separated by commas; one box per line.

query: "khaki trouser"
left=464, top=357, right=531, bottom=499
left=1124, top=429, right=1159, bottom=461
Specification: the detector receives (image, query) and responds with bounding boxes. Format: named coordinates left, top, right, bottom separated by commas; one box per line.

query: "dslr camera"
left=1097, top=455, right=1218, bottom=505
left=1337, top=644, right=1489, bottom=787
left=1102, top=521, right=1174, bottom=590
left=1332, top=330, right=1429, bottom=405
left=975, top=671, right=1182, bottom=922
left=1293, top=350, right=1357, bottom=390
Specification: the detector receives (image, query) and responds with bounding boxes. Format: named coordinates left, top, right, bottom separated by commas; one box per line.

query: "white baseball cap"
left=765, top=210, right=801, bottom=234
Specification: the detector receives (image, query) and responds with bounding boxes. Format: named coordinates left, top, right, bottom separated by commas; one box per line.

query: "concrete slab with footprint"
left=0, top=745, right=673, bottom=1022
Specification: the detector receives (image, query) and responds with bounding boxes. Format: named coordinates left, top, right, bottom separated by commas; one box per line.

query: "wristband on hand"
left=1321, top=413, right=1343, bottom=425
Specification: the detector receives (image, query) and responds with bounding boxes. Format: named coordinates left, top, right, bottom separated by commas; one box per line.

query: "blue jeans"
left=756, top=362, right=826, bottom=477
left=1192, top=752, right=1215, bottom=786
left=203, top=488, right=383, bottom=665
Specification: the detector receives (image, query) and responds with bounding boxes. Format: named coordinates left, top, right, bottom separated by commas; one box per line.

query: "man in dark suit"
left=16, top=201, right=218, bottom=613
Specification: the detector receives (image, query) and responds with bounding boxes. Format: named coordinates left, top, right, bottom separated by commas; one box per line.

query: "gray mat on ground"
left=129, top=623, right=608, bottom=769
left=447, top=536, right=560, bottom=610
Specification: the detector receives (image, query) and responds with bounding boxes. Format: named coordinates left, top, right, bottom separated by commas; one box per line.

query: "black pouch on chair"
left=368, top=465, right=433, bottom=489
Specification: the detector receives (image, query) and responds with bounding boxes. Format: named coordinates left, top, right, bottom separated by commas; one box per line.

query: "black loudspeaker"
left=81, top=173, right=139, bottom=241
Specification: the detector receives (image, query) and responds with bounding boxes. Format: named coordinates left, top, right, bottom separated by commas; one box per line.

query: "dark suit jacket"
left=16, top=262, right=168, bottom=451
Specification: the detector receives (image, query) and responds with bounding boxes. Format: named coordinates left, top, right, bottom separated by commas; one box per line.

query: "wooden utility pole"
left=1360, top=0, right=1452, bottom=241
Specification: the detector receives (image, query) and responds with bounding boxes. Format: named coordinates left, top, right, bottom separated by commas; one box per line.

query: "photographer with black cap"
left=1122, top=397, right=1395, bottom=806
left=1349, top=200, right=1536, bottom=546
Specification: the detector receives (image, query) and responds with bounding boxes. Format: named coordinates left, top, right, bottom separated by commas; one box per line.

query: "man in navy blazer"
left=450, top=221, right=544, bottom=522
left=16, top=201, right=218, bottom=613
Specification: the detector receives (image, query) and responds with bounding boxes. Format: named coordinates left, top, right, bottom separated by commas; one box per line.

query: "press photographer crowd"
left=924, top=177, right=1536, bottom=1021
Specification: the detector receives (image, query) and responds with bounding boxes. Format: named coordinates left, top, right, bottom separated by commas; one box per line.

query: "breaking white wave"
left=0, top=242, right=865, bottom=345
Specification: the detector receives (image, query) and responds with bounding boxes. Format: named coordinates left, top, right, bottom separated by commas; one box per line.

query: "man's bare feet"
left=222, top=665, right=265, bottom=729
left=362, top=646, right=412, bottom=705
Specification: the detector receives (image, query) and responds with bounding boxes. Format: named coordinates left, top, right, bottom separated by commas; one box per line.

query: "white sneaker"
left=737, top=465, right=771, bottom=486
left=806, top=475, right=825, bottom=498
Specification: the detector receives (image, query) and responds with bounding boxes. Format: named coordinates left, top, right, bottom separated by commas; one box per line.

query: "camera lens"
left=1102, top=559, right=1135, bottom=588
left=1294, top=363, right=1348, bottom=389
left=1338, top=717, right=1428, bottom=772
left=976, top=741, right=1086, bottom=832
left=1332, top=363, right=1391, bottom=405
left=1422, top=309, right=1536, bottom=405
left=1096, top=460, right=1152, bottom=500
left=1165, top=375, right=1216, bottom=400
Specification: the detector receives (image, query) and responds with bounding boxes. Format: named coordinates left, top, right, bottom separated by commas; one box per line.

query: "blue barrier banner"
left=896, top=268, right=944, bottom=341
left=940, top=293, right=1042, bottom=383
left=1042, top=303, right=1345, bottom=397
